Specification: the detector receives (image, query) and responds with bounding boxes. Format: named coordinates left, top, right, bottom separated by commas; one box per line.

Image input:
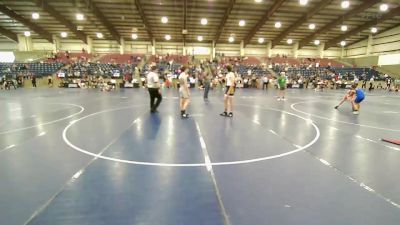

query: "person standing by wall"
left=361, top=78, right=367, bottom=90
left=386, top=77, right=392, bottom=91
left=32, top=75, right=37, bottom=88
left=0, top=76, right=4, bottom=89
left=262, top=75, right=269, bottom=90
left=47, top=75, right=53, bottom=87
left=146, top=65, right=162, bottom=113
left=179, top=66, right=190, bottom=118
left=368, top=76, right=374, bottom=91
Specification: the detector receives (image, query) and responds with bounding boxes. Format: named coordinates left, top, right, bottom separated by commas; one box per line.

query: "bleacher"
left=149, top=55, right=189, bottom=65
left=0, top=62, right=64, bottom=77
left=316, top=58, right=344, bottom=67
left=98, top=54, right=143, bottom=65
left=242, top=57, right=261, bottom=65
left=269, top=56, right=380, bottom=80
left=270, top=57, right=301, bottom=66
left=63, top=62, right=136, bottom=78
left=49, top=52, right=92, bottom=63
left=276, top=66, right=377, bottom=80
left=236, top=65, right=265, bottom=76
left=142, top=62, right=182, bottom=75
left=267, top=57, right=345, bottom=68
left=218, top=56, right=261, bottom=66
left=0, top=55, right=379, bottom=81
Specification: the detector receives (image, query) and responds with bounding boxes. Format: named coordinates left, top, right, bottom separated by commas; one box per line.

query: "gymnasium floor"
left=0, top=87, right=399, bottom=225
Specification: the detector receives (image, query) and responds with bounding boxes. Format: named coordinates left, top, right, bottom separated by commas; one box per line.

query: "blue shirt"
left=356, top=88, right=365, bottom=98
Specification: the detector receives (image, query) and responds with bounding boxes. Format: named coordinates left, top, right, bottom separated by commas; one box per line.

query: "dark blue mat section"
left=27, top=162, right=225, bottom=225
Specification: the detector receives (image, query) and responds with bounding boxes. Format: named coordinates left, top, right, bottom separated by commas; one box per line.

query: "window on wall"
left=0, top=52, right=15, bottom=62
left=193, top=47, right=210, bottom=55
left=378, top=53, right=400, bottom=65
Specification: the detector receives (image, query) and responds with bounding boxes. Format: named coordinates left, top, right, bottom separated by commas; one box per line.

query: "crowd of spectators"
left=1, top=52, right=398, bottom=93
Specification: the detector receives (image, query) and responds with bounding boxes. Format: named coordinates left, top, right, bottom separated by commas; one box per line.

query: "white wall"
left=125, top=41, right=151, bottom=54
left=215, top=43, right=240, bottom=56
left=325, top=48, right=342, bottom=58
left=245, top=45, right=267, bottom=56
left=155, top=42, right=184, bottom=55
left=93, top=40, right=119, bottom=53
left=346, top=25, right=400, bottom=57
left=346, top=40, right=368, bottom=57
left=0, top=38, right=343, bottom=59
left=185, top=42, right=212, bottom=57
left=272, top=45, right=294, bottom=57
left=60, top=39, right=88, bottom=52
left=372, top=26, right=400, bottom=55
left=32, top=39, right=53, bottom=51
left=0, top=41, right=17, bottom=51
left=352, top=56, right=379, bottom=67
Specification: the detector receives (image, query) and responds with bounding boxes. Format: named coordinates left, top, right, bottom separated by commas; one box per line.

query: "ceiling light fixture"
left=275, top=22, right=282, bottom=28
left=287, top=39, right=293, bottom=44
left=341, top=25, right=348, bottom=31
left=255, top=0, right=262, bottom=3
left=258, top=38, right=264, bottom=44
left=228, top=36, right=235, bottom=43
left=32, top=13, right=39, bottom=20
left=61, top=32, right=68, bottom=38
left=371, top=27, right=378, bottom=33
left=197, top=36, right=203, bottom=42
left=299, top=0, right=308, bottom=6
left=131, top=34, right=138, bottom=40
left=76, top=13, right=84, bottom=21
left=96, top=33, right=103, bottom=38
left=309, top=23, right=316, bottom=30
left=380, top=3, right=388, bottom=12
left=239, top=20, right=246, bottom=27
left=201, top=18, right=208, bottom=25
left=340, top=41, right=346, bottom=46
left=314, top=40, right=320, bottom=45
left=165, top=34, right=171, bottom=40
left=161, top=16, right=168, bottom=24
left=24, top=31, right=31, bottom=37
left=341, top=1, right=350, bottom=9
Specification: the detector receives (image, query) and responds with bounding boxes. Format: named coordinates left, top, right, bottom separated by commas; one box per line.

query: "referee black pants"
left=148, top=88, right=162, bottom=111
left=263, top=82, right=268, bottom=90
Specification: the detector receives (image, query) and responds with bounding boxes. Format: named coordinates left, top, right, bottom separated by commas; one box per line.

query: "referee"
left=147, top=65, right=162, bottom=113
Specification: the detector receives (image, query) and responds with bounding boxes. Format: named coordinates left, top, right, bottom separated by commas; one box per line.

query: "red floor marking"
left=381, top=139, right=400, bottom=145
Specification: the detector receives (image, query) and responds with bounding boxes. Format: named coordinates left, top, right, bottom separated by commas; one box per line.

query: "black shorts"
left=225, top=86, right=235, bottom=96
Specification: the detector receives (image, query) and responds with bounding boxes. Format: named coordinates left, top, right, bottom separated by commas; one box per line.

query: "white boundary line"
left=290, top=101, right=400, bottom=132
left=355, top=135, right=400, bottom=151
left=195, top=121, right=212, bottom=171
left=194, top=121, right=232, bottom=225
left=62, top=104, right=321, bottom=167
left=22, top=116, right=143, bottom=225
left=0, top=103, right=85, bottom=135
left=0, top=144, right=16, bottom=153
left=305, top=153, right=400, bottom=210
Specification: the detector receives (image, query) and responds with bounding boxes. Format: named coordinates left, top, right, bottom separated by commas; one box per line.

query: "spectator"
left=262, top=75, right=269, bottom=90
left=32, top=76, right=37, bottom=88
left=47, top=75, right=53, bottom=87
